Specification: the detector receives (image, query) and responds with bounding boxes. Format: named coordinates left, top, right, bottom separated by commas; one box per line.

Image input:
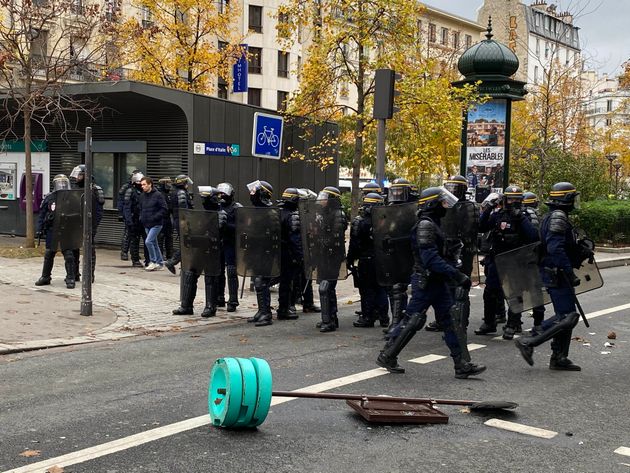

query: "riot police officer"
left=156, top=177, right=174, bottom=261
left=361, top=181, right=382, bottom=196
left=70, top=164, right=104, bottom=282
left=246, top=180, right=276, bottom=327
left=347, top=192, right=388, bottom=327
left=165, top=175, right=194, bottom=274
left=276, top=187, right=302, bottom=321
left=293, top=189, right=320, bottom=314
left=217, top=182, right=242, bottom=312
left=515, top=182, right=591, bottom=371
left=376, top=187, right=486, bottom=378
left=123, top=171, right=149, bottom=268
left=117, top=170, right=141, bottom=261
left=35, top=175, right=77, bottom=288
left=172, top=186, right=227, bottom=318
left=523, top=191, right=545, bottom=333
left=475, top=185, right=539, bottom=339
left=314, top=186, right=347, bottom=332
left=383, top=178, right=417, bottom=332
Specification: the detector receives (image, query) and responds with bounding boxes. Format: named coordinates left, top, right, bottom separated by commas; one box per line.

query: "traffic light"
left=373, top=68, right=401, bottom=120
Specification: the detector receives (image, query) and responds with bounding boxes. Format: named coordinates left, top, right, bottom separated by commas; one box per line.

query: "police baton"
left=559, top=269, right=589, bottom=328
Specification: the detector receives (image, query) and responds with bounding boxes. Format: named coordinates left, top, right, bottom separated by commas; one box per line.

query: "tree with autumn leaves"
left=116, top=0, right=243, bottom=93
left=276, top=0, right=481, bottom=215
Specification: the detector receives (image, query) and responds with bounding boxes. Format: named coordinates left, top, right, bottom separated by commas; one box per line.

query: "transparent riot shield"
left=50, top=189, right=83, bottom=251
left=179, top=209, right=221, bottom=276
left=299, top=199, right=347, bottom=281
left=372, top=202, right=416, bottom=286
left=441, top=200, right=479, bottom=251
left=495, top=242, right=604, bottom=313
left=235, top=207, right=281, bottom=278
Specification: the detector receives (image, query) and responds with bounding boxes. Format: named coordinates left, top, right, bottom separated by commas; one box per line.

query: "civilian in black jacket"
left=140, top=177, right=168, bottom=271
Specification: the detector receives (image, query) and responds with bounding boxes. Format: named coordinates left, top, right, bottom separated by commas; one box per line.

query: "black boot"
left=514, top=312, right=580, bottom=366
left=201, top=275, right=217, bottom=318
left=318, top=280, right=336, bottom=332
left=502, top=309, right=522, bottom=340
left=63, top=250, right=76, bottom=289
left=476, top=288, right=498, bottom=334
left=376, top=312, right=427, bottom=373
left=474, top=322, right=497, bottom=335
left=549, top=331, right=581, bottom=371
left=164, top=259, right=176, bottom=274
left=36, top=249, right=55, bottom=286
left=353, top=315, right=375, bottom=328
left=450, top=285, right=471, bottom=362
left=226, top=265, right=239, bottom=312
left=425, top=321, right=444, bottom=332
left=252, top=278, right=273, bottom=326
left=173, top=271, right=197, bottom=315
left=453, top=355, right=487, bottom=379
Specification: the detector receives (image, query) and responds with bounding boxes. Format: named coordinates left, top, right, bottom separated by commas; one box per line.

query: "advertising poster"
left=465, top=99, right=507, bottom=195
left=0, top=162, right=17, bottom=200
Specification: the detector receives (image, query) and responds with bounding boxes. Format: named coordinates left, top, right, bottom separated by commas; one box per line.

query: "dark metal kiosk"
left=452, top=19, right=528, bottom=202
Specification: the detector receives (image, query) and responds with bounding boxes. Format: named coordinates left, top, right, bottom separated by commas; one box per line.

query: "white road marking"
left=408, top=354, right=447, bottom=364
left=484, top=418, right=557, bottom=439
left=468, top=343, right=486, bottom=351
left=615, top=447, right=630, bottom=457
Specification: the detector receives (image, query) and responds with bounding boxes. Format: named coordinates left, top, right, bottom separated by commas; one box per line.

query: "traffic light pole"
left=376, top=119, right=386, bottom=187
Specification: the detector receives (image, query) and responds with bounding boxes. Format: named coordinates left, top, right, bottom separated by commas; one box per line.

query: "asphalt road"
left=1, top=265, right=629, bottom=473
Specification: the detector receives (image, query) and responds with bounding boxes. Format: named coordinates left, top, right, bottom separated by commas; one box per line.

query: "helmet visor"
left=53, top=177, right=70, bottom=191
left=388, top=186, right=409, bottom=203
left=573, top=192, right=581, bottom=209
left=439, top=188, right=459, bottom=208
left=69, top=166, right=84, bottom=179
left=217, top=183, right=233, bottom=196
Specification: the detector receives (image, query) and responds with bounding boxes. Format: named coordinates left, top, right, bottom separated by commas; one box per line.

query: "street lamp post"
left=614, top=162, right=622, bottom=198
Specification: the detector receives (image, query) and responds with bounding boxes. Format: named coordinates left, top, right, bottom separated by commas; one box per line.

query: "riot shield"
left=372, top=202, right=416, bottom=286
left=441, top=200, right=479, bottom=251
left=179, top=209, right=221, bottom=276
left=235, top=207, right=281, bottom=278
left=50, top=189, right=83, bottom=251
left=495, top=242, right=604, bottom=313
left=299, top=199, right=347, bottom=281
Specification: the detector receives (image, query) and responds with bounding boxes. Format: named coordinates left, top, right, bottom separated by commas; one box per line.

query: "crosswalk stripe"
left=484, top=418, right=557, bottom=439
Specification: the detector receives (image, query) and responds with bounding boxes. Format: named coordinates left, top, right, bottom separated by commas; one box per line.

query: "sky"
left=421, top=0, right=629, bottom=76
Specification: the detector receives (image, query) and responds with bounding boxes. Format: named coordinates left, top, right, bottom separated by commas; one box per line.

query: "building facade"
left=583, top=69, right=630, bottom=132
left=477, top=0, right=581, bottom=85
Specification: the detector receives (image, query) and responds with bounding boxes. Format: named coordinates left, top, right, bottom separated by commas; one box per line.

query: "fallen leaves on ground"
left=47, top=466, right=64, bottom=473
left=0, top=246, right=45, bottom=258
left=608, top=331, right=617, bottom=340
left=19, top=450, right=41, bottom=457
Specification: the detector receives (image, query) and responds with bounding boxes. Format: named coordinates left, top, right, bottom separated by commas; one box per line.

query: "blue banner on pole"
left=233, top=45, right=248, bottom=93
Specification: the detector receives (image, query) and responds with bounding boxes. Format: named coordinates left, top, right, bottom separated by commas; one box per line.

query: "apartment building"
left=582, top=68, right=630, bottom=132
left=477, top=0, right=581, bottom=85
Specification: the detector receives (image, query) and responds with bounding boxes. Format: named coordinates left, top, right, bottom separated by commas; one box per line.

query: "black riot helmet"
left=70, top=164, right=86, bottom=187
left=317, top=186, right=342, bottom=208
left=523, top=191, right=539, bottom=208
left=157, top=177, right=172, bottom=193
left=361, top=181, right=382, bottom=196
left=52, top=174, right=71, bottom=191
left=216, top=182, right=235, bottom=205
left=546, top=182, right=580, bottom=211
left=174, top=174, right=193, bottom=189
left=247, top=179, right=273, bottom=207
left=198, top=186, right=221, bottom=210
left=388, top=178, right=412, bottom=204
left=417, top=186, right=458, bottom=218
left=444, top=175, right=468, bottom=201
left=502, top=185, right=524, bottom=211
left=280, top=187, right=300, bottom=208
left=361, top=192, right=384, bottom=216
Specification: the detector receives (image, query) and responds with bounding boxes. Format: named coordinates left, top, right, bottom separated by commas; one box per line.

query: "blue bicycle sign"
left=252, top=112, right=284, bottom=159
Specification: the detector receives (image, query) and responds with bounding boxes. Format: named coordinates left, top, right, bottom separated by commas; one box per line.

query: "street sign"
left=252, top=112, right=283, bottom=159
left=193, top=142, right=240, bottom=156
left=233, top=45, right=248, bottom=93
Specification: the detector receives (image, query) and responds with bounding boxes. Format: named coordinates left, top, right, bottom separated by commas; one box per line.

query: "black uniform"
left=117, top=180, right=132, bottom=260
left=276, top=196, right=302, bottom=320
left=72, top=178, right=104, bottom=282
left=123, top=182, right=149, bottom=267
left=218, top=195, right=242, bottom=312
left=165, top=184, right=193, bottom=272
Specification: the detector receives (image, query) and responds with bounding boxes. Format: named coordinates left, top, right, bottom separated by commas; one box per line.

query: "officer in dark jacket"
left=315, top=186, right=347, bottom=333
left=165, top=175, right=193, bottom=274
left=293, top=188, right=320, bottom=314
left=475, top=185, right=539, bottom=339
left=217, top=182, right=242, bottom=312
left=377, top=187, right=486, bottom=378
left=117, top=170, right=141, bottom=261
left=123, top=171, right=148, bottom=267
left=172, top=186, right=227, bottom=317
left=515, top=182, right=592, bottom=371
left=347, top=192, right=388, bottom=327
left=35, top=174, right=77, bottom=288
left=523, top=191, right=545, bottom=333
left=70, top=164, right=104, bottom=282
left=246, top=180, right=276, bottom=327
left=276, top=188, right=303, bottom=321
left=156, top=177, right=174, bottom=260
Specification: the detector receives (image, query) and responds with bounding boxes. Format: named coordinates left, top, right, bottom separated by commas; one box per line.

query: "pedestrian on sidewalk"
left=139, top=176, right=168, bottom=271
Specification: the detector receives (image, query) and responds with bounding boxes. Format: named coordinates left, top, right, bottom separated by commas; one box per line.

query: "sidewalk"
left=0, top=236, right=359, bottom=355
left=0, top=234, right=628, bottom=355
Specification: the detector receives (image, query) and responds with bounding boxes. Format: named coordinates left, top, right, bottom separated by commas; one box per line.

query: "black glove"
left=569, top=273, right=581, bottom=287
left=453, top=271, right=471, bottom=289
